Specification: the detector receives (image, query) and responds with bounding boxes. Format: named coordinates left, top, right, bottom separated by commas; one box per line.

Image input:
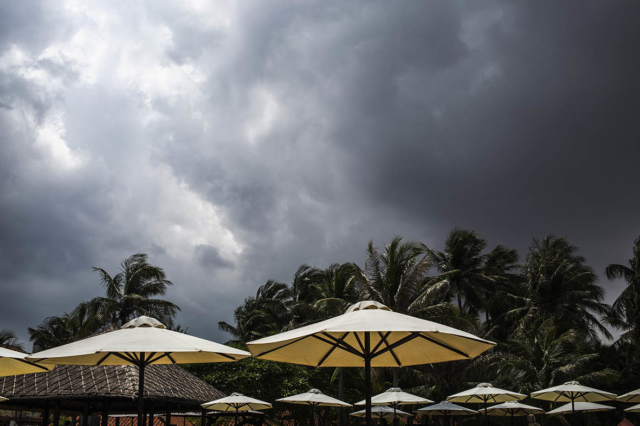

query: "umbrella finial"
left=309, top=389, right=323, bottom=394
left=346, top=301, right=392, bottom=313
left=122, top=316, right=166, bottom=329
left=477, top=383, right=494, bottom=388
left=564, top=381, right=580, bottom=385
left=386, top=388, right=403, bottom=393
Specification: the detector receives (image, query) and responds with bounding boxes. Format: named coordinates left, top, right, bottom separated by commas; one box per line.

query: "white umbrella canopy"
left=416, top=401, right=478, bottom=416
left=355, top=387, right=433, bottom=406
left=530, top=381, right=617, bottom=403
left=480, top=401, right=545, bottom=416
left=247, top=301, right=495, bottom=426
left=27, top=316, right=250, bottom=426
left=447, top=383, right=526, bottom=404
left=351, top=406, right=413, bottom=419
left=624, top=403, right=640, bottom=412
left=202, top=393, right=272, bottom=411
left=618, top=388, right=640, bottom=403
left=203, top=393, right=272, bottom=426
left=0, top=346, right=54, bottom=376
left=448, top=384, right=525, bottom=426
left=277, top=389, right=351, bottom=407
left=531, top=381, right=616, bottom=426
left=547, top=401, right=615, bottom=414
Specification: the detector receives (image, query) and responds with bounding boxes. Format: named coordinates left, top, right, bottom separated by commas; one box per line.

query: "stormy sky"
left=1, top=0, right=639, bottom=349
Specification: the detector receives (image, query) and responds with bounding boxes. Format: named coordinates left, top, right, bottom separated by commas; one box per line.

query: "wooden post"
left=115, top=418, right=120, bottom=426
left=102, top=400, right=109, bottom=426
left=149, top=404, right=155, bottom=426
left=201, top=410, right=207, bottom=426
left=43, top=403, right=50, bottom=426
left=165, top=404, right=172, bottom=426
left=53, top=400, right=61, bottom=426
left=83, top=402, right=90, bottom=426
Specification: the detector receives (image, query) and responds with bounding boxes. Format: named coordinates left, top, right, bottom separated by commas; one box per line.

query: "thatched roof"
left=0, top=365, right=225, bottom=414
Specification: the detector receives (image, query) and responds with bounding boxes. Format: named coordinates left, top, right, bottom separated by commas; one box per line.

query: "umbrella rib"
left=316, top=332, right=349, bottom=367
left=376, top=332, right=402, bottom=367
left=96, top=353, right=112, bottom=366
left=166, top=353, right=177, bottom=364
left=15, top=358, right=50, bottom=372
left=315, top=334, right=362, bottom=357
left=215, top=352, right=239, bottom=361
left=370, top=332, right=391, bottom=355
left=253, top=335, right=312, bottom=358
left=146, top=352, right=170, bottom=365
left=353, top=333, right=366, bottom=354
left=415, top=334, right=470, bottom=358
left=371, top=333, right=420, bottom=359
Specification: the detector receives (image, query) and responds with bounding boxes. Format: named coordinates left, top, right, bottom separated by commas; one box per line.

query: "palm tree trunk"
left=393, top=368, right=399, bottom=387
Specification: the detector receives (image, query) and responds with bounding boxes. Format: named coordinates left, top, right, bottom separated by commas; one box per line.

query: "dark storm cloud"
left=0, top=0, right=639, bottom=347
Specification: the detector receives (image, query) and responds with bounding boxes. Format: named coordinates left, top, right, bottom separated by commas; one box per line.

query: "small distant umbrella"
left=351, top=406, right=413, bottom=420
left=619, top=388, right=640, bottom=403
left=447, top=383, right=525, bottom=426
left=547, top=401, right=615, bottom=414
left=355, top=387, right=433, bottom=422
left=480, top=401, right=545, bottom=426
left=531, top=381, right=616, bottom=426
left=202, top=392, right=272, bottom=426
left=277, top=388, right=351, bottom=426
left=417, top=401, right=477, bottom=426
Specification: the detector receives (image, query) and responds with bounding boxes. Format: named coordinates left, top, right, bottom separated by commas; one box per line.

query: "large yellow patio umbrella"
left=0, top=346, right=53, bottom=376
left=447, top=383, right=526, bottom=425
left=530, top=381, right=616, bottom=426
left=28, top=316, right=250, bottom=426
left=247, top=301, right=495, bottom=426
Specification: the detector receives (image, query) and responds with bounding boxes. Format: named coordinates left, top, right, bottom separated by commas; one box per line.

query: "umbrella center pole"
left=365, top=333, right=372, bottom=426
left=138, top=360, right=146, bottom=426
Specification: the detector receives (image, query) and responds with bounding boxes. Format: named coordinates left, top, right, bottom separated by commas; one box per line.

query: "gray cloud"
left=0, top=0, right=638, bottom=348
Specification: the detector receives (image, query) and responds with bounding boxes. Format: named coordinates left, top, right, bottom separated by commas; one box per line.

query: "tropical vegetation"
left=19, top=232, right=640, bottom=425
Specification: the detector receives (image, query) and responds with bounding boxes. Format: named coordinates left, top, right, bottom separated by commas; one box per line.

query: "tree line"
left=15, top=231, right=640, bottom=425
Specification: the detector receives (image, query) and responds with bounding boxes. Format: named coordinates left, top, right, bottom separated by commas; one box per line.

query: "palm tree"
left=507, top=236, right=611, bottom=341
left=218, top=280, right=293, bottom=345
left=487, top=319, right=618, bottom=397
left=605, top=236, right=640, bottom=366
left=427, top=229, right=494, bottom=315
left=28, top=303, right=100, bottom=351
left=362, top=236, right=431, bottom=315
left=0, top=329, right=24, bottom=351
left=88, top=253, right=180, bottom=329
left=312, top=262, right=363, bottom=318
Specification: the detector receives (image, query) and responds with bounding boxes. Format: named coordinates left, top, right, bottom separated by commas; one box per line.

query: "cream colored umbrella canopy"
left=547, top=401, right=615, bottom=414
left=0, top=346, right=53, bottom=376
left=619, top=388, right=640, bottom=403
left=277, top=388, right=350, bottom=426
left=448, top=383, right=525, bottom=426
left=351, top=406, right=413, bottom=419
left=247, top=301, right=495, bottom=426
left=531, top=381, right=616, bottom=426
left=624, top=403, right=640, bottom=412
left=355, top=387, right=433, bottom=406
left=202, top=393, right=272, bottom=426
left=28, top=316, right=250, bottom=426
left=480, top=401, right=545, bottom=426
left=277, top=389, right=351, bottom=407
left=480, top=401, right=544, bottom=416
left=355, top=387, right=433, bottom=421
left=417, top=401, right=478, bottom=416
